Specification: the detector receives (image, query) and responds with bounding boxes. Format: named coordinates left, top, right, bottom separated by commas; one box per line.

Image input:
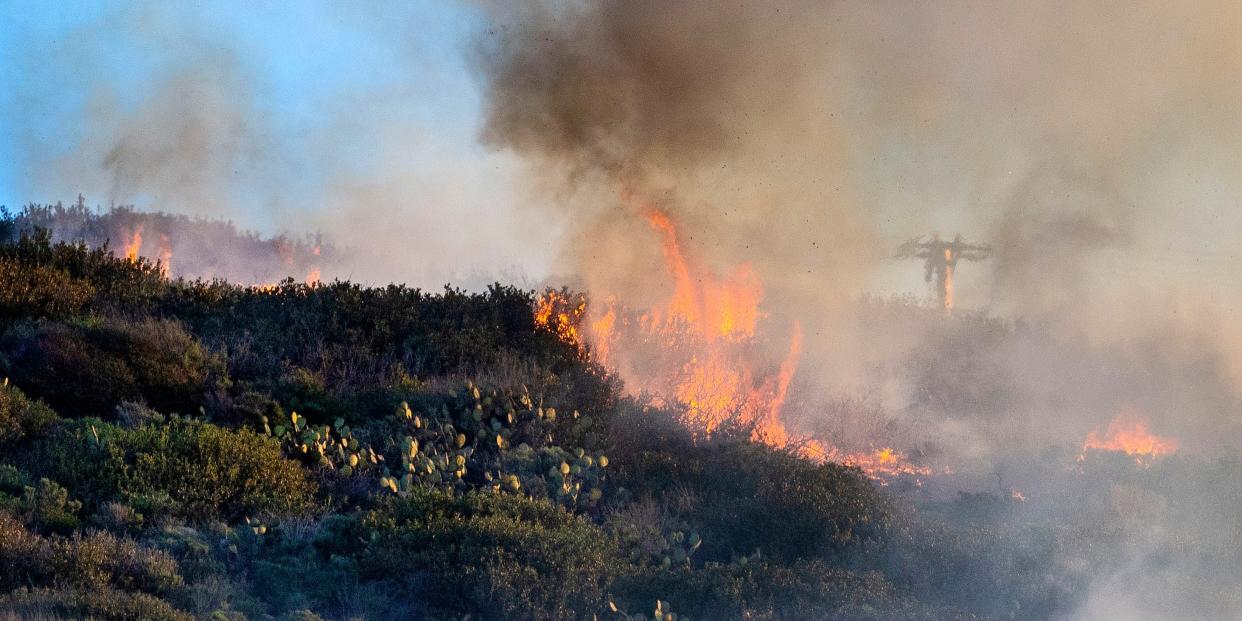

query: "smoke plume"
left=472, top=0, right=875, bottom=329
left=470, top=4, right=1242, bottom=616
left=11, top=1, right=551, bottom=290
left=470, top=0, right=1242, bottom=371
left=9, top=2, right=1242, bottom=614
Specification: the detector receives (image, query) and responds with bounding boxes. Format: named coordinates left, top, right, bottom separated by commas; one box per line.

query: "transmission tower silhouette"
left=896, top=234, right=992, bottom=314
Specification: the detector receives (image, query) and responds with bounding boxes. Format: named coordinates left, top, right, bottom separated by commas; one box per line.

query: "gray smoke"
left=470, top=2, right=1242, bottom=617
left=471, top=0, right=876, bottom=328
left=14, top=1, right=551, bottom=290
left=9, top=2, right=1242, bottom=614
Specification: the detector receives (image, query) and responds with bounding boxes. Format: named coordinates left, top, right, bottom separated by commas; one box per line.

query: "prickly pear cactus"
left=368, top=383, right=610, bottom=511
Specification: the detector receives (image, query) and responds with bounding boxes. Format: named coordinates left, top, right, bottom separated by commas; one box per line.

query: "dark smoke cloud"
left=469, top=0, right=1242, bottom=411
left=476, top=2, right=791, bottom=175
left=470, top=0, right=1242, bottom=449
left=470, top=4, right=1242, bottom=616
left=988, top=162, right=1131, bottom=316
left=472, top=0, right=875, bottom=329
left=4, top=0, right=1242, bottom=616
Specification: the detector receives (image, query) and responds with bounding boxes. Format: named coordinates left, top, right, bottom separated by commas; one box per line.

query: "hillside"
left=9, top=2, right=1242, bottom=618
left=1, top=202, right=328, bottom=286
left=0, top=220, right=1118, bottom=620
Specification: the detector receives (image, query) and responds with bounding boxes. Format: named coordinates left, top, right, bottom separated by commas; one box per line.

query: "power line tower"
left=896, top=234, right=992, bottom=314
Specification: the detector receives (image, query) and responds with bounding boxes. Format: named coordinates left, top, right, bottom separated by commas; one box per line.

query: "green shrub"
left=0, top=258, right=96, bottom=323
left=0, top=469, right=82, bottom=533
left=614, top=560, right=934, bottom=621
left=0, top=226, right=167, bottom=314
left=0, top=317, right=223, bottom=417
left=0, top=381, right=58, bottom=444
left=0, top=464, right=28, bottom=494
left=123, top=418, right=315, bottom=519
left=0, top=511, right=183, bottom=595
left=170, top=281, right=608, bottom=424
left=0, top=586, right=191, bottom=621
left=360, top=489, right=618, bottom=620
left=20, top=478, right=82, bottom=533
left=18, top=418, right=315, bottom=520
left=618, top=442, right=893, bottom=562
left=11, top=418, right=127, bottom=510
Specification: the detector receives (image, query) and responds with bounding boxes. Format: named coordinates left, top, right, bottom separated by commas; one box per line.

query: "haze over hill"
left=3, top=2, right=1242, bottom=619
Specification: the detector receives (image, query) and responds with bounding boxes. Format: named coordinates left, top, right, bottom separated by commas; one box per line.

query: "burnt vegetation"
left=0, top=213, right=1164, bottom=620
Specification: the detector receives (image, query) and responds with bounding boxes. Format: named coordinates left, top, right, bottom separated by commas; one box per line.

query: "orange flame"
left=275, top=240, right=294, bottom=267
left=641, top=209, right=762, bottom=340
left=121, top=225, right=143, bottom=262
left=629, top=206, right=782, bottom=439
left=1082, top=410, right=1178, bottom=464
left=588, top=305, right=617, bottom=367
left=306, top=245, right=322, bottom=285
left=535, top=206, right=785, bottom=438
left=535, top=290, right=587, bottom=347
left=942, top=247, right=954, bottom=314
left=748, top=322, right=803, bottom=446
left=536, top=202, right=928, bottom=480
left=157, top=234, right=172, bottom=277
left=804, top=445, right=932, bottom=482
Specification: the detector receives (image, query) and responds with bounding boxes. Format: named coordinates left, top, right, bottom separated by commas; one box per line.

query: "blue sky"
left=0, top=0, right=566, bottom=289
left=0, top=0, right=490, bottom=218
left=3, top=1, right=1237, bottom=302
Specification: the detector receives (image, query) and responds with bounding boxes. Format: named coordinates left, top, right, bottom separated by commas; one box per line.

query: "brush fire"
left=1081, top=410, right=1179, bottom=465
left=538, top=201, right=931, bottom=481
left=6, top=2, right=1242, bottom=618
left=63, top=206, right=333, bottom=287
left=121, top=224, right=143, bottom=263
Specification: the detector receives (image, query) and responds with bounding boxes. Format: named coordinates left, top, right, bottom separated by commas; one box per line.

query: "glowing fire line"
left=1081, top=412, right=1178, bottom=465
left=536, top=204, right=928, bottom=480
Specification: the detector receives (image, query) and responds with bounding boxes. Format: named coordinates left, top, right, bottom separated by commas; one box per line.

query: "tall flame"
left=641, top=209, right=762, bottom=340
left=588, top=305, right=617, bottom=367
left=536, top=202, right=928, bottom=480
left=121, top=225, right=143, bottom=262
left=157, top=234, right=172, bottom=277
left=306, top=245, right=322, bottom=286
left=620, top=206, right=788, bottom=440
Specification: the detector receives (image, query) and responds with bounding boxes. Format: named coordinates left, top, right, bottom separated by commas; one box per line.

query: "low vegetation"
left=0, top=221, right=1087, bottom=620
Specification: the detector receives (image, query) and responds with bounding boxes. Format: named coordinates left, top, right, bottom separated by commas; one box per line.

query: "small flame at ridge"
left=121, top=225, right=144, bottom=262
left=1082, top=410, right=1178, bottom=464
left=157, top=234, right=172, bottom=277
